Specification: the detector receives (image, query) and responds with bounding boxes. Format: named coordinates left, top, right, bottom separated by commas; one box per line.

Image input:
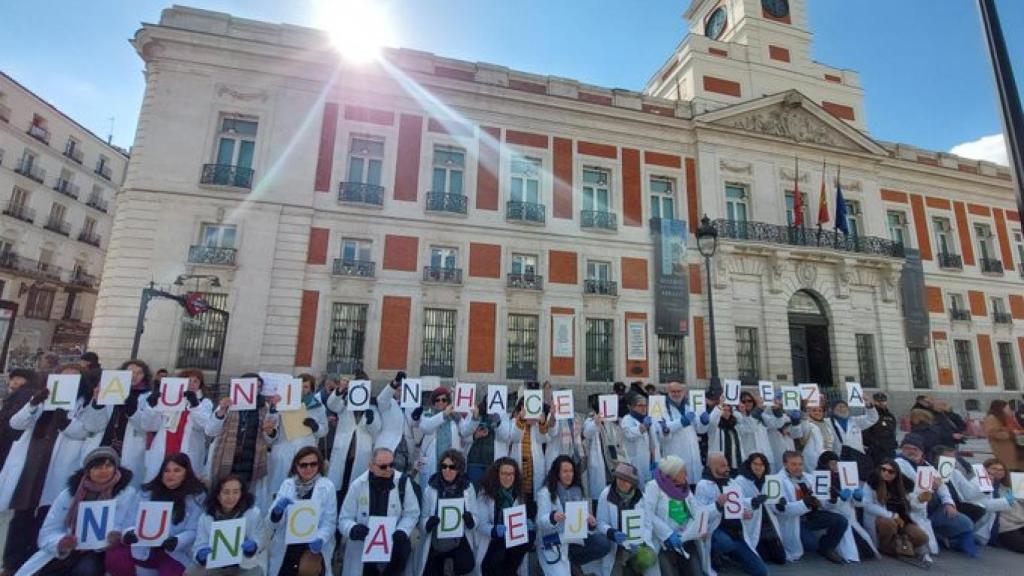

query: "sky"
left=0, top=0, right=1021, bottom=165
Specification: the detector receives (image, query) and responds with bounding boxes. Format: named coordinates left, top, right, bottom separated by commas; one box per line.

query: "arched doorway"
left=788, top=290, right=834, bottom=388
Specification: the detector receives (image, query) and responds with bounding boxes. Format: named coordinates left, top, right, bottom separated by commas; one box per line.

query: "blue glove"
left=788, top=410, right=802, bottom=422
left=308, top=537, right=324, bottom=554
left=492, top=524, right=506, bottom=539
left=611, top=530, right=627, bottom=545
left=242, top=537, right=257, bottom=557
left=195, top=546, right=211, bottom=564
left=666, top=532, right=684, bottom=551
left=839, top=489, right=853, bottom=501
left=642, top=416, right=653, bottom=428
left=363, top=410, right=374, bottom=425
left=660, top=420, right=670, bottom=435
left=853, top=488, right=864, bottom=502
left=1007, top=492, right=1017, bottom=505
left=272, top=497, right=293, bottom=516
left=684, top=411, right=696, bottom=425
left=411, top=406, right=424, bottom=421
left=650, top=461, right=658, bottom=474
left=700, top=411, right=711, bottom=426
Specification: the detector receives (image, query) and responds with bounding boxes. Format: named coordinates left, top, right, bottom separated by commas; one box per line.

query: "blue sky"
left=1, top=1, right=1021, bottom=163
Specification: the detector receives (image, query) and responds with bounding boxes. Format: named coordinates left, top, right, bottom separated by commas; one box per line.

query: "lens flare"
left=316, top=0, right=394, bottom=63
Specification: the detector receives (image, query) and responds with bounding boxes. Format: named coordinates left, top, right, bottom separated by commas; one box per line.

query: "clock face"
left=762, top=0, right=790, bottom=18
left=705, top=7, right=727, bottom=40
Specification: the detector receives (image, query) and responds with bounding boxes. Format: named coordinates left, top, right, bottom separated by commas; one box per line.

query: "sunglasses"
left=435, top=397, right=450, bottom=404
left=440, top=463, right=458, bottom=471
left=297, top=461, right=319, bottom=469
left=375, top=462, right=394, bottom=470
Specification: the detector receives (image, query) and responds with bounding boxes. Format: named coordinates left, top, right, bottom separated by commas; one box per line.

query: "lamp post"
left=696, top=214, right=721, bottom=394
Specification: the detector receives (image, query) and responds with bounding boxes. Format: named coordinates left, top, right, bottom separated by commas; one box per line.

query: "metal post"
left=213, top=310, right=230, bottom=390
left=978, top=0, right=1024, bottom=218
left=129, top=284, right=155, bottom=360
left=704, top=254, right=720, bottom=394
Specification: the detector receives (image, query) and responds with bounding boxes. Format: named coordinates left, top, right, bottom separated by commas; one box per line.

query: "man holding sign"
left=695, top=453, right=769, bottom=576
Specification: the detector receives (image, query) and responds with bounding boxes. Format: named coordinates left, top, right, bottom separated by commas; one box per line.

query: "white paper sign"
left=758, top=381, right=775, bottom=403
left=347, top=380, right=372, bottom=411
left=228, top=378, right=258, bottom=411
left=76, top=500, right=117, bottom=550
left=522, top=389, right=544, bottom=419
left=627, top=319, right=647, bottom=361
left=1011, top=472, right=1024, bottom=499
left=845, top=381, right=865, bottom=408
left=437, top=498, right=465, bottom=539
left=837, top=462, right=859, bottom=489
left=723, top=487, right=743, bottom=519
left=780, top=386, right=802, bottom=411
left=96, top=370, right=131, bottom=406
left=916, top=466, right=937, bottom=493
left=285, top=499, right=320, bottom=545
left=400, top=379, right=422, bottom=409
left=598, top=394, right=619, bottom=422
left=134, top=501, right=175, bottom=546
left=44, top=374, right=79, bottom=411
left=552, top=390, right=574, bottom=421
left=973, top=463, right=993, bottom=493
left=723, top=380, right=742, bottom=406
left=763, top=475, right=783, bottom=503
left=486, top=385, right=507, bottom=414
left=207, top=518, right=245, bottom=569
left=157, top=377, right=188, bottom=413
left=621, top=510, right=643, bottom=544
left=552, top=314, right=573, bottom=358
left=453, top=383, right=476, bottom=414
left=812, top=471, right=831, bottom=497
left=562, top=501, right=589, bottom=542
left=258, top=372, right=292, bottom=397
left=937, top=456, right=956, bottom=483
left=277, top=378, right=303, bottom=411
left=362, top=516, right=397, bottom=562
left=799, top=383, right=821, bottom=408
left=649, top=395, right=667, bottom=420
left=503, top=505, right=529, bottom=548
left=688, top=389, right=707, bottom=415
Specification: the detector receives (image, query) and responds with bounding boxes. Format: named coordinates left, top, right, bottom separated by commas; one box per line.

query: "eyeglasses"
left=375, top=462, right=394, bottom=470
left=297, top=461, right=319, bottom=469
left=434, top=397, right=450, bottom=404
left=439, top=463, right=458, bottom=471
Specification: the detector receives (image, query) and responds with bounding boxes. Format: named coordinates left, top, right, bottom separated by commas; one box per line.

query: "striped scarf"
left=211, top=406, right=269, bottom=485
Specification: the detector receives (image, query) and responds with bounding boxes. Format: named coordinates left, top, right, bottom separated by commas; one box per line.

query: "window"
left=992, top=297, right=1008, bottom=315
left=845, top=200, right=862, bottom=237
left=25, top=287, right=55, bottom=319
left=975, top=224, right=994, bottom=260
left=431, top=146, right=465, bottom=195
left=998, top=342, right=1018, bottom=391
left=658, top=334, right=686, bottom=383
left=585, top=318, right=614, bottom=381
left=909, top=348, right=930, bottom=389
left=586, top=260, right=610, bottom=282
left=429, top=246, right=458, bottom=269
left=949, top=293, right=966, bottom=312
left=510, top=253, right=538, bottom=276
left=510, top=157, right=541, bottom=204
left=347, top=136, right=384, bottom=186
left=38, top=248, right=54, bottom=269
left=421, top=308, right=456, bottom=377
left=735, top=327, right=759, bottom=384
left=649, top=177, right=676, bottom=220
left=215, top=116, right=257, bottom=169
left=82, top=217, right=97, bottom=237
left=582, top=167, right=611, bottom=213
left=725, top=184, right=748, bottom=223
left=507, top=314, right=539, bottom=380
left=64, top=137, right=81, bottom=162
left=1014, top=230, right=1023, bottom=271
left=954, top=339, right=976, bottom=390
left=327, top=303, right=367, bottom=375
left=887, top=211, right=907, bottom=246
left=200, top=224, right=237, bottom=249
left=47, top=204, right=67, bottom=229
left=855, top=334, right=878, bottom=388
left=785, top=190, right=809, bottom=227
left=175, top=292, right=228, bottom=370
left=933, top=218, right=954, bottom=256
left=10, top=186, right=29, bottom=208
left=340, top=238, right=371, bottom=263
left=95, top=154, right=111, bottom=180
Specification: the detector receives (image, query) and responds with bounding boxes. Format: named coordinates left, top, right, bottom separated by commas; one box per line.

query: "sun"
left=316, top=0, right=395, bottom=63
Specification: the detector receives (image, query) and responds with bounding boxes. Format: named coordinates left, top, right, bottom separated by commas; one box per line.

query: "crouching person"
left=596, top=463, right=659, bottom=576
left=268, top=446, right=336, bottom=576
left=188, top=474, right=267, bottom=576
left=644, top=456, right=719, bottom=576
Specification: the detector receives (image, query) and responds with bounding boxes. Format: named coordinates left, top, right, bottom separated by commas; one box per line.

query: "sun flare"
left=316, top=0, right=394, bottom=63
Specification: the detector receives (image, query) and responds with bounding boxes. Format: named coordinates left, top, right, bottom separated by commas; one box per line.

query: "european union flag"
left=834, top=177, right=849, bottom=235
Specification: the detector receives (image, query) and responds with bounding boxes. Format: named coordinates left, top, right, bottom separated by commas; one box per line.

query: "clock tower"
left=646, top=0, right=867, bottom=130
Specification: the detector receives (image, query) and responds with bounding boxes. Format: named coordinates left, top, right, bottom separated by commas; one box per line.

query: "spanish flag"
left=817, top=159, right=830, bottom=226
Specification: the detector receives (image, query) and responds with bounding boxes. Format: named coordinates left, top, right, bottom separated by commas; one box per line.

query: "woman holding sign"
left=475, top=457, right=534, bottom=574
left=984, top=458, right=1024, bottom=552
left=595, top=463, right=659, bottom=576
left=268, top=446, right=336, bottom=576
left=415, top=449, right=478, bottom=576
left=734, top=453, right=786, bottom=566
left=189, top=475, right=267, bottom=575
left=536, top=455, right=610, bottom=575
left=814, top=451, right=877, bottom=562
left=265, top=374, right=329, bottom=500
left=142, top=369, right=215, bottom=485
left=16, top=447, right=137, bottom=576
left=418, top=388, right=476, bottom=486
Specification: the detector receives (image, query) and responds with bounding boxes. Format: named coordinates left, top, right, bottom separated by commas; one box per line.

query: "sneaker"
left=821, top=549, right=845, bottom=564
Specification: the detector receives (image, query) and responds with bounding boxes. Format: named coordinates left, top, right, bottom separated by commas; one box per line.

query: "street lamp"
left=696, top=214, right=721, bottom=394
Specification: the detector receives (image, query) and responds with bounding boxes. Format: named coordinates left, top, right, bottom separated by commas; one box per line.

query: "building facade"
left=88, top=1, right=1023, bottom=409
left=0, top=72, right=127, bottom=369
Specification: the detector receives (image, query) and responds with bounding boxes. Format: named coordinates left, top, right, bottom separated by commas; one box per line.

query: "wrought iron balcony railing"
left=711, top=219, right=906, bottom=258
left=581, top=210, right=618, bottom=231
left=0, top=253, right=63, bottom=282
left=337, top=181, right=384, bottom=206
left=994, top=311, right=1014, bottom=325
left=200, top=164, right=252, bottom=189
left=507, top=273, right=543, bottom=291
left=43, top=218, right=70, bottom=236
left=27, top=124, right=50, bottom=145
left=15, top=161, right=45, bottom=184
left=584, top=279, right=618, bottom=296
left=188, top=245, right=237, bottom=266
left=980, top=257, right=1004, bottom=274
left=506, top=201, right=546, bottom=224
left=423, top=266, right=462, bottom=284
left=69, top=270, right=98, bottom=288
left=3, top=202, right=35, bottom=224
left=54, top=179, right=79, bottom=199
left=426, top=192, right=468, bottom=215
left=938, top=252, right=963, bottom=270
left=85, top=194, right=108, bottom=213
left=332, top=258, right=375, bottom=278
left=77, top=230, right=101, bottom=247
left=1019, top=263, right=1024, bottom=280
left=950, top=308, right=972, bottom=322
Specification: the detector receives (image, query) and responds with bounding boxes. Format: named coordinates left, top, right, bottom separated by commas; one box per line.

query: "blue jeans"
left=800, top=509, right=848, bottom=554
left=570, top=532, right=613, bottom=565
left=711, top=528, right=768, bottom=576
left=929, top=508, right=973, bottom=539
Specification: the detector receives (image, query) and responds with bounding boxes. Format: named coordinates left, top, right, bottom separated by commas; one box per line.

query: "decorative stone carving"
left=779, top=167, right=810, bottom=183
left=714, top=254, right=730, bottom=289
left=880, top=269, right=898, bottom=303
left=216, top=84, right=269, bottom=103
left=767, top=253, right=785, bottom=294
left=795, top=261, right=816, bottom=287
left=834, top=260, right=852, bottom=299
left=725, top=104, right=861, bottom=151
left=719, top=159, right=752, bottom=175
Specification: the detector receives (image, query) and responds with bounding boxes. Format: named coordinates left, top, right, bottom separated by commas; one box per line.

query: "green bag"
left=628, top=544, right=657, bottom=572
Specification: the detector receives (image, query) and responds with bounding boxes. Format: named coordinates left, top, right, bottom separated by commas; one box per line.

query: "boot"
left=952, top=532, right=979, bottom=558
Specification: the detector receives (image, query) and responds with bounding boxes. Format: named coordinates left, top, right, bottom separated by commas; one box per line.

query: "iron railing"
left=86, top=194, right=108, bottom=213
left=712, top=219, right=905, bottom=258
left=423, top=266, right=462, bottom=284
left=15, top=161, right=45, bottom=184
left=43, top=217, right=70, bottom=236
left=63, top=145, right=83, bottom=164
left=77, top=230, right=101, bottom=247
left=420, top=363, right=454, bottom=378
left=581, top=210, right=618, bottom=231
left=69, top=270, right=98, bottom=288
left=506, top=201, right=546, bottom=224
left=0, top=253, right=63, bottom=282
left=95, top=163, right=112, bottom=181
left=584, top=279, right=618, bottom=296
left=188, top=245, right=237, bottom=266
left=950, top=308, right=972, bottom=322
left=54, top=179, right=79, bottom=199
left=938, top=252, right=963, bottom=270
left=200, top=164, right=252, bottom=189
left=426, top=192, right=468, bottom=215
left=994, top=311, right=1014, bottom=325
left=337, top=182, right=384, bottom=206
left=980, top=257, right=1004, bottom=274
left=507, top=273, right=543, bottom=290
left=326, top=359, right=363, bottom=376
left=332, top=259, right=375, bottom=278
left=507, top=362, right=538, bottom=381
left=27, top=124, right=50, bottom=145
left=3, top=202, right=35, bottom=224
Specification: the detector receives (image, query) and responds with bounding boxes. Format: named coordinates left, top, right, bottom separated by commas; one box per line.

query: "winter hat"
left=900, top=433, right=926, bottom=452
left=430, top=387, right=451, bottom=404
left=611, top=462, right=639, bottom=487
left=82, top=446, right=120, bottom=470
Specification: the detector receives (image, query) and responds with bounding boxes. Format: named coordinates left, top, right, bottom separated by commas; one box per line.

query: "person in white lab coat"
left=141, top=368, right=215, bottom=484
left=695, top=453, right=769, bottom=576
left=656, top=382, right=704, bottom=487
left=190, top=474, right=268, bottom=575
left=621, top=393, right=659, bottom=487
left=643, top=455, right=719, bottom=576
left=265, top=374, right=329, bottom=498
left=268, top=446, right=337, bottom=576
left=595, top=462, right=659, bottom=576
left=325, top=376, right=381, bottom=508
left=417, top=388, right=476, bottom=486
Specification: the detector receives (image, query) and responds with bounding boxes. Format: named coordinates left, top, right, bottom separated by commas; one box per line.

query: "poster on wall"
left=652, top=218, right=690, bottom=335
left=627, top=320, right=647, bottom=361
left=552, top=314, right=573, bottom=358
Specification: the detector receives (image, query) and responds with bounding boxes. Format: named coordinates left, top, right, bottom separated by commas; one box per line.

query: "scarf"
left=434, top=411, right=453, bottom=463
left=556, top=484, right=583, bottom=505
left=655, top=468, right=689, bottom=500
left=718, top=416, right=741, bottom=469
left=610, top=486, right=641, bottom=511
left=66, top=470, right=122, bottom=531
left=211, top=405, right=269, bottom=485
left=832, top=415, right=849, bottom=433
left=516, top=417, right=549, bottom=496
left=295, top=474, right=320, bottom=499
left=809, top=418, right=835, bottom=452
left=430, top=473, right=469, bottom=500
left=302, top=393, right=321, bottom=410
left=497, top=487, right=516, bottom=511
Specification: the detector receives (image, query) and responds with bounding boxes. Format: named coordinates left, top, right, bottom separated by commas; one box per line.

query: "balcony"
left=426, top=192, right=467, bottom=215
left=950, top=308, right=972, bottom=322
left=27, top=124, right=50, bottom=145
left=507, top=273, right=543, bottom=291
left=53, top=179, right=80, bottom=199
left=0, top=103, right=10, bottom=123
left=584, top=279, right=618, bottom=296
left=199, top=164, right=251, bottom=189
left=68, top=269, right=98, bottom=289
left=63, top=145, right=83, bottom=165
left=980, top=257, right=1004, bottom=274
left=581, top=210, right=618, bottom=231
left=95, top=163, right=112, bottom=181
left=420, top=363, right=454, bottom=378
left=2, top=202, right=35, bottom=224
left=506, top=201, right=546, bottom=224
left=938, top=252, right=963, bottom=270
left=188, top=245, right=237, bottom=266
left=85, top=194, right=108, bottom=213
left=507, top=363, right=538, bottom=381
left=423, top=266, right=462, bottom=284
left=14, top=161, right=45, bottom=184
left=337, top=182, right=384, bottom=206
left=332, top=258, right=375, bottom=278
left=43, top=217, right=71, bottom=236
left=77, top=230, right=102, bottom=248
left=712, top=219, right=906, bottom=258
left=995, top=311, right=1014, bottom=325
left=0, top=253, right=63, bottom=282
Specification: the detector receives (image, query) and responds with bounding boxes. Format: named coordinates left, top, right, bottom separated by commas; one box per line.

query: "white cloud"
left=949, top=133, right=1008, bottom=166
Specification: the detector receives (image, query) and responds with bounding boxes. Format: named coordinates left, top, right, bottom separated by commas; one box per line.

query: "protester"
left=107, top=452, right=206, bottom=575
left=814, top=451, right=877, bottom=562
left=465, top=401, right=512, bottom=487
left=543, top=392, right=583, bottom=475
left=415, top=449, right=477, bottom=576
left=536, top=455, right=611, bottom=574
left=338, top=447, right=418, bottom=576
left=985, top=400, right=1024, bottom=472
left=657, top=382, right=703, bottom=485
left=828, top=399, right=878, bottom=479
left=418, top=387, right=475, bottom=486
left=38, top=369, right=101, bottom=509
left=801, top=403, right=836, bottom=470
left=985, top=458, right=1024, bottom=552
left=189, top=474, right=266, bottom=576
left=862, top=458, right=932, bottom=564
left=325, top=376, right=381, bottom=507
left=737, top=392, right=773, bottom=464
left=584, top=394, right=623, bottom=504
left=596, top=462, right=659, bottom=576
left=373, top=372, right=421, bottom=473
left=143, top=368, right=215, bottom=483
left=931, top=445, right=1007, bottom=545
left=205, top=373, right=275, bottom=509
left=695, top=452, right=769, bottom=576
left=475, top=457, right=534, bottom=573
left=265, top=373, right=328, bottom=497
left=863, top=392, right=899, bottom=468
left=734, top=452, right=786, bottom=565
left=269, top=446, right=336, bottom=576
left=0, top=369, right=38, bottom=466
left=763, top=401, right=803, bottom=475
left=704, top=402, right=746, bottom=471
left=644, top=455, right=717, bottom=576
left=621, top=393, right=659, bottom=486
left=508, top=389, right=550, bottom=503
left=15, top=447, right=136, bottom=576
left=775, top=450, right=848, bottom=564
left=80, top=359, right=155, bottom=487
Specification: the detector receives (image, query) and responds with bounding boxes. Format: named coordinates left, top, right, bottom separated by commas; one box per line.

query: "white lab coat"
left=39, top=398, right=100, bottom=507
left=644, top=478, right=719, bottom=576
left=737, top=410, right=774, bottom=463
left=895, top=457, right=950, bottom=554
left=594, top=485, right=659, bottom=576
left=536, top=486, right=591, bottom=576
left=544, top=418, right=583, bottom=474
left=764, top=412, right=802, bottom=474
left=413, top=480, right=479, bottom=576
left=141, top=396, right=214, bottom=484
left=776, top=472, right=816, bottom=561
left=582, top=417, right=619, bottom=500
left=829, top=409, right=878, bottom=455
left=949, top=465, right=1011, bottom=545
left=193, top=506, right=269, bottom=571
left=473, top=492, right=528, bottom=575
left=509, top=418, right=550, bottom=495
left=621, top=414, right=660, bottom=487
left=0, top=399, right=87, bottom=510
left=326, top=391, right=380, bottom=495
left=418, top=411, right=475, bottom=483
left=123, top=490, right=205, bottom=570
left=861, top=483, right=918, bottom=551
left=704, top=406, right=749, bottom=470
left=658, top=400, right=704, bottom=484
left=818, top=484, right=878, bottom=562
left=79, top=393, right=157, bottom=488
left=268, top=476, right=337, bottom=576
left=801, top=419, right=836, bottom=469
left=734, top=474, right=783, bottom=553
left=265, top=402, right=329, bottom=499
left=375, top=385, right=410, bottom=453
left=338, top=471, right=419, bottom=576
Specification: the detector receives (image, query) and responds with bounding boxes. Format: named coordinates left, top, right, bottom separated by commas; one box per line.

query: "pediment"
left=697, top=91, right=888, bottom=156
